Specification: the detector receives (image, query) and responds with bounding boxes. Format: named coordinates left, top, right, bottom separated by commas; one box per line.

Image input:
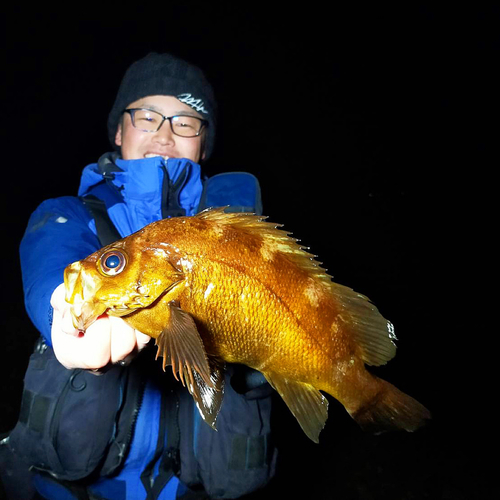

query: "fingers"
left=53, top=313, right=151, bottom=370
left=53, top=314, right=112, bottom=370
left=108, top=316, right=137, bottom=364
left=109, top=317, right=151, bottom=365
left=50, top=282, right=66, bottom=311
left=136, top=330, right=152, bottom=351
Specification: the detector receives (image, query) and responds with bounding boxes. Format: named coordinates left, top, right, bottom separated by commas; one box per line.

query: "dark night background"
left=1, top=3, right=495, bottom=499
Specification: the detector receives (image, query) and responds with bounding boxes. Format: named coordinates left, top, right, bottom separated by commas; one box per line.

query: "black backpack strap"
left=80, top=195, right=122, bottom=247
left=100, top=360, right=147, bottom=477
left=161, top=165, right=189, bottom=218
left=141, top=389, right=181, bottom=500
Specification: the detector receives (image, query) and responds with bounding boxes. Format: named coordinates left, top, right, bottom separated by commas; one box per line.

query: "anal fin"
left=265, top=372, right=328, bottom=443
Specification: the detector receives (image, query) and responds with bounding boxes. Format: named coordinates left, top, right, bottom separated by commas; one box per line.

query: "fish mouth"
left=64, top=261, right=106, bottom=331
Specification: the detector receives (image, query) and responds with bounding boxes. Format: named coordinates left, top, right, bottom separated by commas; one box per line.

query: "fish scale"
left=188, top=262, right=292, bottom=366
left=64, top=207, right=431, bottom=442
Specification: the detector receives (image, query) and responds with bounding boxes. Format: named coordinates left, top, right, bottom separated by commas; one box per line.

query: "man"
left=4, top=53, right=275, bottom=499
left=50, top=87, right=210, bottom=373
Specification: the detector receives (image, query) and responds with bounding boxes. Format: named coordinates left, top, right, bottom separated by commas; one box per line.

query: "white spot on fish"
left=179, top=257, right=193, bottom=272
left=55, top=216, right=68, bottom=223
left=304, top=282, right=322, bottom=308
left=153, top=248, right=171, bottom=263
left=204, top=282, right=215, bottom=299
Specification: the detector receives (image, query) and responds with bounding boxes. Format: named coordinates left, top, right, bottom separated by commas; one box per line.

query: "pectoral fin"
left=155, top=301, right=213, bottom=389
left=265, top=372, right=329, bottom=443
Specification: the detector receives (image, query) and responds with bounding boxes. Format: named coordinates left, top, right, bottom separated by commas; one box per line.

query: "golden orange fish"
left=64, top=208, right=430, bottom=442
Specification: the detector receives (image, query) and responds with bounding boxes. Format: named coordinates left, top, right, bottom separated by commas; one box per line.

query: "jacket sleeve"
left=20, top=196, right=101, bottom=345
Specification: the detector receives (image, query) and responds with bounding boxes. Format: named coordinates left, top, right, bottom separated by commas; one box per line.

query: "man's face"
left=115, top=95, right=206, bottom=163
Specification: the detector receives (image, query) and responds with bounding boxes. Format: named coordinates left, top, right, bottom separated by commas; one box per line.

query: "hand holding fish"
left=50, top=283, right=151, bottom=371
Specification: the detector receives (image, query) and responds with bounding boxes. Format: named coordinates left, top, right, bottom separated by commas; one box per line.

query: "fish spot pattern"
left=304, top=281, right=323, bottom=308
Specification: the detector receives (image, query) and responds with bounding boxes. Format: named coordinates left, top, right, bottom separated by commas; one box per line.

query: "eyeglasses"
left=123, top=108, right=208, bottom=137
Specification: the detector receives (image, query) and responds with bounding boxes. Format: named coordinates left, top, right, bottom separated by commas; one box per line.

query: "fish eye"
left=99, top=250, right=127, bottom=276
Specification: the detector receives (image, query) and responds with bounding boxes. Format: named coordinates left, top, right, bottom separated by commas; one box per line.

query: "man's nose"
left=153, top=121, right=175, bottom=144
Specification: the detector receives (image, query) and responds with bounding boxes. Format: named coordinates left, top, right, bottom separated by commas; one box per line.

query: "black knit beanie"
left=107, top=52, right=217, bottom=159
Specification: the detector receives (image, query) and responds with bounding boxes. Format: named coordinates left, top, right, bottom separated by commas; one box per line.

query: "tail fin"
left=351, top=378, right=431, bottom=433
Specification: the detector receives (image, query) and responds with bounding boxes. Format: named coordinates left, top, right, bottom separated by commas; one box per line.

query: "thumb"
left=50, top=282, right=67, bottom=312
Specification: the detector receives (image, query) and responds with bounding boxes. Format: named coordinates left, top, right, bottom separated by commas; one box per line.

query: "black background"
left=1, top=3, right=495, bottom=498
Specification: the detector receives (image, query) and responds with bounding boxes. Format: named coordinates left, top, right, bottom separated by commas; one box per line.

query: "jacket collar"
left=78, top=152, right=201, bottom=200
left=77, top=152, right=203, bottom=236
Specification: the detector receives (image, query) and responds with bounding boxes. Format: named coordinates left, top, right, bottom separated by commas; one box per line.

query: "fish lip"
left=70, top=300, right=108, bottom=331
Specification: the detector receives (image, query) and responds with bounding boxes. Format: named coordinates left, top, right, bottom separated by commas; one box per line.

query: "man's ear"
left=200, top=130, right=207, bottom=161
left=114, top=123, right=122, bottom=147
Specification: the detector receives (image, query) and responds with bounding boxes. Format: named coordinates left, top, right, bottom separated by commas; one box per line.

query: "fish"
left=64, top=207, right=431, bottom=442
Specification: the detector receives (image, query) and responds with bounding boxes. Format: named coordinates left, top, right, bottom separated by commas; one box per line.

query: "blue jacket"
left=19, top=154, right=275, bottom=499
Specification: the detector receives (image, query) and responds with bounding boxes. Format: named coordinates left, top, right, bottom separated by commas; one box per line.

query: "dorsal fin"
left=196, top=207, right=331, bottom=281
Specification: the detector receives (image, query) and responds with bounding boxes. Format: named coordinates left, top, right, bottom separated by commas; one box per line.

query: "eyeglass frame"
left=123, top=108, right=208, bottom=137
